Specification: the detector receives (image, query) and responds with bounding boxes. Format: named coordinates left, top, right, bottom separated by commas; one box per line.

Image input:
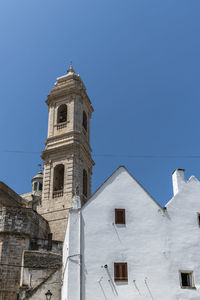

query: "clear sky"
left=0, top=0, right=200, bottom=207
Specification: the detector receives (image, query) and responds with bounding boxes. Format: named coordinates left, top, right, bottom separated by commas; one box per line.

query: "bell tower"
left=37, top=65, right=94, bottom=241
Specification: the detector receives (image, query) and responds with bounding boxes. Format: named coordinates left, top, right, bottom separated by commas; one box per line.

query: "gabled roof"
left=83, top=165, right=163, bottom=210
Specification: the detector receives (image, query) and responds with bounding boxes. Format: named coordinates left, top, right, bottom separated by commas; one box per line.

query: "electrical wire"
left=0, top=150, right=40, bottom=154
left=1, top=150, right=200, bottom=158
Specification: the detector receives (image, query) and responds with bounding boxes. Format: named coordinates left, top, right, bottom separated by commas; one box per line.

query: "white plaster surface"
left=62, top=166, right=200, bottom=300
left=62, top=208, right=81, bottom=300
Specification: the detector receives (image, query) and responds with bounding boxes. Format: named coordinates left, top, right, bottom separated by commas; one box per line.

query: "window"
left=180, top=271, right=194, bottom=288
left=30, top=239, right=38, bottom=250
left=82, top=111, right=87, bottom=132
left=115, top=209, right=126, bottom=225
left=0, top=241, right=3, bottom=262
left=57, top=104, right=67, bottom=124
left=83, top=169, right=88, bottom=197
left=47, top=233, right=52, bottom=251
left=39, top=182, right=43, bottom=191
left=114, top=263, right=128, bottom=282
left=34, top=182, right=37, bottom=192
left=197, top=213, right=200, bottom=227
left=53, top=164, right=64, bottom=198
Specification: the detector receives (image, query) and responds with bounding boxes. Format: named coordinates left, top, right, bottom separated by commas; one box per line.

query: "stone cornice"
left=45, top=131, right=92, bottom=153
left=46, top=87, right=93, bottom=113
left=41, top=143, right=95, bottom=166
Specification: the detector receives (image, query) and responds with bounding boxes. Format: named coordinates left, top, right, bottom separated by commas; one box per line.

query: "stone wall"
left=0, top=207, right=50, bottom=239
left=20, top=251, right=62, bottom=300
left=0, top=233, right=29, bottom=300
left=0, top=185, right=52, bottom=299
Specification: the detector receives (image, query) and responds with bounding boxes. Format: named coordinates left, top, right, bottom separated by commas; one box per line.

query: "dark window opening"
left=30, top=239, right=38, bottom=250
left=181, top=272, right=193, bottom=288
left=114, top=262, right=128, bottom=282
left=115, top=209, right=126, bottom=225
left=53, top=164, right=64, bottom=192
left=47, top=233, right=52, bottom=251
left=57, top=104, right=67, bottom=124
left=34, top=182, right=37, bottom=192
left=198, top=213, right=200, bottom=226
left=39, top=182, right=43, bottom=191
left=83, top=169, right=88, bottom=197
left=82, top=111, right=87, bottom=131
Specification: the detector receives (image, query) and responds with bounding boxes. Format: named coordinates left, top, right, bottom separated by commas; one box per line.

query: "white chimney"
left=172, top=169, right=185, bottom=196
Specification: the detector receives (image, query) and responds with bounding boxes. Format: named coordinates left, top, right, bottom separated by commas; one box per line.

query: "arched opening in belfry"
left=82, top=111, right=87, bottom=132
left=39, top=182, right=43, bottom=191
left=83, top=169, right=88, bottom=197
left=57, top=104, right=67, bottom=124
left=53, top=164, right=64, bottom=197
left=33, top=182, right=38, bottom=192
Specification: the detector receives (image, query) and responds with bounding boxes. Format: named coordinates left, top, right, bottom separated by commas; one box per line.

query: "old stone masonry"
left=0, top=65, right=94, bottom=299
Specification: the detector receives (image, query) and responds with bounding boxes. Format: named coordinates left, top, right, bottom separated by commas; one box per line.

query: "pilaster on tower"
left=37, top=65, right=94, bottom=241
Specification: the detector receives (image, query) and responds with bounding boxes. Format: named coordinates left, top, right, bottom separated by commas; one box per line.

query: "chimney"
left=172, top=169, right=185, bottom=196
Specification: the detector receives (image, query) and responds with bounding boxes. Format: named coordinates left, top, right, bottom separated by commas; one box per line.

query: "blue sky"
left=0, top=0, right=200, bottom=206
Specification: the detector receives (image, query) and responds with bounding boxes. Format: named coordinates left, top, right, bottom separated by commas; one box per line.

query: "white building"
left=62, top=166, right=200, bottom=300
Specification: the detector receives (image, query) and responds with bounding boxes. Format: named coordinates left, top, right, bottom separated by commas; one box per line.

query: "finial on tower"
left=38, top=163, right=42, bottom=173
left=67, top=61, right=75, bottom=74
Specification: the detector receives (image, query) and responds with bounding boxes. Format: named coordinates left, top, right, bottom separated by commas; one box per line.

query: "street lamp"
left=45, top=290, right=52, bottom=300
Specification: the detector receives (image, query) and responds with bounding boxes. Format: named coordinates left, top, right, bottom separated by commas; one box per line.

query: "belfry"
left=37, top=65, right=94, bottom=240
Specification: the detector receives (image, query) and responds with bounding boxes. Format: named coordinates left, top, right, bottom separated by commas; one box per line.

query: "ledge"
left=24, top=250, right=62, bottom=269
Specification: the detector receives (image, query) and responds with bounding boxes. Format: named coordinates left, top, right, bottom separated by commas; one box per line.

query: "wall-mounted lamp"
left=45, top=290, right=52, bottom=300
left=104, top=264, right=108, bottom=268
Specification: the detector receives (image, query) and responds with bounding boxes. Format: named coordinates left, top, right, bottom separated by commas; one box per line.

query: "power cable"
left=1, top=150, right=200, bottom=158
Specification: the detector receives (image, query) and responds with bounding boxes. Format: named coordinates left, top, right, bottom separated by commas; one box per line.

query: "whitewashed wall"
left=165, top=171, right=200, bottom=299
left=62, top=167, right=200, bottom=300
left=62, top=197, right=81, bottom=300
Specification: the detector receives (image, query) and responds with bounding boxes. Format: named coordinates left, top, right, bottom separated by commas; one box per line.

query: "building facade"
left=0, top=65, right=94, bottom=299
left=62, top=166, right=200, bottom=300
left=2, top=64, right=200, bottom=300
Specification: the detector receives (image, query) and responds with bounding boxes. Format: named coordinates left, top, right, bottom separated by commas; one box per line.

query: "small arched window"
left=53, top=164, right=64, bottom=198
left=83, top=169, right=88, bottom=197
left=82, top=111, right=87, bottom=132
left=57, top=104, right=67, bottom=124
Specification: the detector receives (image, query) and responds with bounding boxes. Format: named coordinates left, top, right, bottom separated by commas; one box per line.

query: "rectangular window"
left=197, top=213, right=200, bottom=227
left=180, top=271, right=194, bottom=288
left=114, top=262, right=128, bottom=282
left=115, top=209, right=126, bottom=225
left=47, top=233, right=52, bottom=251
left=0, top=241, right=3, bottom=262
left=34, top=182, right=37, bottom=192
left=39, top=183, right=43, bottom=191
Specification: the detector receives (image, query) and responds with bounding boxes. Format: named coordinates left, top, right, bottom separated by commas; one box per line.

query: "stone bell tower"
left=37, top=65, right=94, bottom=241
